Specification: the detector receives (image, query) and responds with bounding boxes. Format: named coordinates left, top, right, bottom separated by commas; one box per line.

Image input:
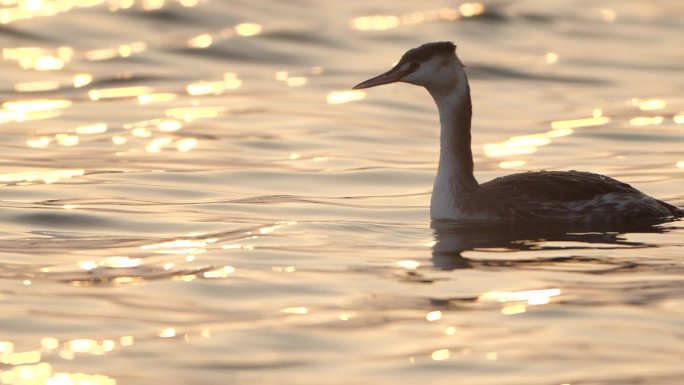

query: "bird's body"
left=354, top=41, right=681, bottom=222
left=446, top=170, right=678, bottom=221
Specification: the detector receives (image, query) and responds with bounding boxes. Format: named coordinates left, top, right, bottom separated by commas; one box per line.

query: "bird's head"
left=353, top=41, right=462, bottom=92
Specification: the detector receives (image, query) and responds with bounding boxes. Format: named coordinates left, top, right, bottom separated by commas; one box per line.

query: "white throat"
left=428, top=69, right=479, bottom=220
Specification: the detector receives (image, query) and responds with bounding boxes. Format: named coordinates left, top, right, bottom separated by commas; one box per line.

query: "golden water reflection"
left=88, top=86, right=153, bottom=101
left=186, top=73, right=241, bottom=96
left=673, top=112, right=684, bottom=124
left=202, top=265, right=235, bottom=278
left=137, top=92, right=178, bottom=105
left=0, top=337, right=117, bottom=384
left=480, top=288, right=561, bottom=303
left=0, top=0, right=105, bottom=24
left=55, top=133, right=79, bottom=146
left=276, top=68, right=323, bottom=87
left=630, top=116, right=664, bottom=126
left=397, top=260, right=420, bottom=269
left=326, top=90, right=365, bottom=104
left=479, top=288, right=561, bottom=315
left=351, top=15, right=400, bottom=31
left=145, top=137, right=173, bottom=153
left=14, top=81, right=60, bottom=93
left=85, top=42, right=146, bottom=61
left=350, top=3, right=484, bottom=31
left=485, top=103, right=682, bottom=168
left=1, top=350, right=41, bottom=365
left=425, top=310, right=442, bottom=321
left=431, top=348, right=450, bottom=361
left=601, top=8, right=617, bottom=22
left=157, top=119, right=182, bottom=132
left=550, top=108, right=610, bottom=129
left=544, top=52, right=559, bottom=64
left=175, top=138, right=197, bottom=152
left=188, top=33, right=213, bottom=48
left=131, top=127, right=152, bottom=137
left=483, top=128, right=573, bottom=158
left=26, top=136, right=51, bottom=148
left=78, top=256, right=141, bottom=270
left=0, top=169, right=84, bottom=185
left=234, top=22, right=262, bottom=36
left=142, top=0, right=164, bottom=11
left=117, top=110, right=201, bottom=159
left=187, top=22, right=261, bottom=48
left=286, top=76, right=307, bottom=87
left=483, top=110, right=615, bottom=166
left=165, top=106, right=225, bottom=122
left=0, top=363, right=116, bottom=385
left=498, top=160, right=527, bottom=169
left=338, top=312, right=354, bottom=321
left=632, top=98, right=666, bottom=111
left=1, top=108, right=62, bottom=123
left=158, top=328, right=176, bottom=338
left=108, top=0, right=134, bottom=11
left=73, top=73, right=93, bottom=88
left=141, top=238, right=209, bottom=254
left=3, top=47, right=73, bottom=71
left=3, top=99, right=71, bottom=113
left=458, top=2, right=485, bottom=17
left=75, top=123, right=107, bottom=134
left=281, top=307, right=308, bottom=315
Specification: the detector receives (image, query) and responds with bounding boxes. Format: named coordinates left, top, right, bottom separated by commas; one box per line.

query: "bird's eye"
left=409, top=62, right=420, bottom=72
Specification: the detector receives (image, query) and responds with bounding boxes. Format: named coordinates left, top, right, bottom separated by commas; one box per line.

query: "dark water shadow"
left=170, top=44, right=307, bottom=66
left=0, top=25, right=54, bottom=42
left=467, top=63, right=610, bottom=85
left=430, top=219, right=680, bottom=271
left=126, top=8, right=207, bottom=25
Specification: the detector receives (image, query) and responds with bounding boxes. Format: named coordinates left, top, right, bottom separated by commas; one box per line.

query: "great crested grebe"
left=354, top=41, right=682, bottom=222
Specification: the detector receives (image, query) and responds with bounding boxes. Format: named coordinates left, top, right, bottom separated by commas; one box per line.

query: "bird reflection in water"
left=430, top=219, right=678, bottom=271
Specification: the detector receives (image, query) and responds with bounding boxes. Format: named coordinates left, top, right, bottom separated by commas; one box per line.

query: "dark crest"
left=400, top=41, right=456, bottom=64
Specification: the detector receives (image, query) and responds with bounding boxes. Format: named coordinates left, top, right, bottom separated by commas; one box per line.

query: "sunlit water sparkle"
left=1, top=0, right=683, bottom=384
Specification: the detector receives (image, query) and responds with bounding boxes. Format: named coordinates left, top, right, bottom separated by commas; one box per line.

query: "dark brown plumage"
left=474, top=170, right=681, bottom=221
left=399, top=41, right=456, bottom=63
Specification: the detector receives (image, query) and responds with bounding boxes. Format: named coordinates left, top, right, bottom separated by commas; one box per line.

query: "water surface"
left=1, top=0, right=683, bottom=384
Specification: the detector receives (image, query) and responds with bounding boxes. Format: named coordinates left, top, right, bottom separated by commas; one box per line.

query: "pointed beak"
left=353, top=67, right=405, bottom=90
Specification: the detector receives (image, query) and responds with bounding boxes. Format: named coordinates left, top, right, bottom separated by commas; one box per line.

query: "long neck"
left=429, top=71, right=478, bottom=198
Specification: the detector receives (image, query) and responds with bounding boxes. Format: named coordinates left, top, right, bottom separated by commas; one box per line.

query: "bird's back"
left=474, top=170, right=680, bottom=222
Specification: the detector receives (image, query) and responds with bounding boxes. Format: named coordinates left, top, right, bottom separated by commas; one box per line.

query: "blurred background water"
left=0, top=0, right=683, bottom=384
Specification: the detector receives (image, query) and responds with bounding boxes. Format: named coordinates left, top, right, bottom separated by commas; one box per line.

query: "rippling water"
left=1, top=0, right=683, bottom=384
